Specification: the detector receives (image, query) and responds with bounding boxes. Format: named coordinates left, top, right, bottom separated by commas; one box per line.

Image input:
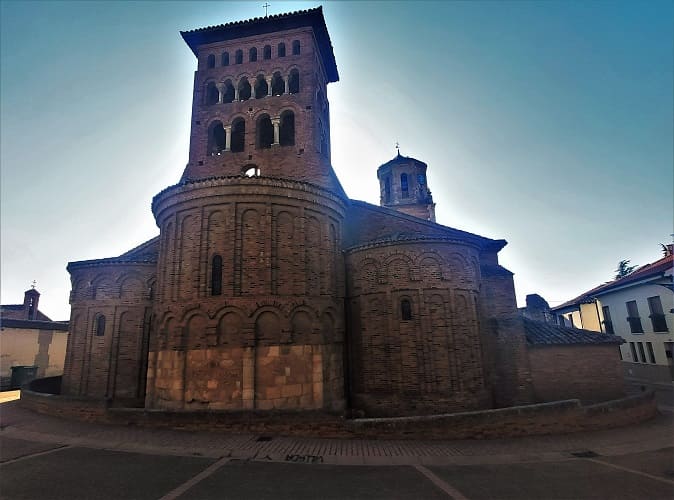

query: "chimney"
left=22, top=288, right=40, bottom=320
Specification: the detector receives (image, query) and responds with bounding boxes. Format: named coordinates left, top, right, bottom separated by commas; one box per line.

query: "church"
left=60, top=7, right=624, bottom=417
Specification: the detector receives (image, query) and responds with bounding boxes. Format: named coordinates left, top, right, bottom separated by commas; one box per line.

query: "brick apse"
left=60, top=7, right=622, bottom=417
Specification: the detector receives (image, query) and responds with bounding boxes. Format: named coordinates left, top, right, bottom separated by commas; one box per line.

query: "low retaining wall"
left=19, top=379, right=657, bottom=440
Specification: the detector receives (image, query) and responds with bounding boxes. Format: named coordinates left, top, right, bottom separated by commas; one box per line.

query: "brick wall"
left=345, top=239, right=489, bottom=416
left=529, top=344, right=625, bottom=403
left=61, top=263, right=155, bottom=404
left=147, top=177, right=347, bottom=411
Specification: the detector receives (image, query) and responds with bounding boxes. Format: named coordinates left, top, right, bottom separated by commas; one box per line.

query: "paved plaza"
left=1, top=392, right=673, bottom=499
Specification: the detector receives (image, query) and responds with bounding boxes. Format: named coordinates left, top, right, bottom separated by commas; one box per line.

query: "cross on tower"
left=395, top=141, right=400, bottom=155
left=263, top=3, right=270, bottom=17
left=31, top=280, right=37, bottom=289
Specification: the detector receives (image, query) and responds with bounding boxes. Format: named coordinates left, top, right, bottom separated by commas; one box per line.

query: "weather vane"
left=31, top=280, right=37, bottom=289
left=395, top=141, right=400, bottom=155
left=263, top=2, right=270, bottom=17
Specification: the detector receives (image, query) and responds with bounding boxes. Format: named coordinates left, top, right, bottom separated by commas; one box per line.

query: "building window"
left=602, top=305, right=615, bottom=334
left=95, top=314, right=106, bottom=336
left=208, top=121, right=226, bottom=155
left=235, top=49, right=243, bottom=64
left=254, top=75, right=268, bottom=100
left=238, top=78, right=251, bottom=101
left=256, top=114, right=273, bottom=149
left=292, top=40, right=300, bottom=55
left=384, top=176, right=391, bottom=203
left=222, top=80, right=235, bottom=103
left=400, top=173, right=409, bottom=198
left=647, top=296, right=668, bottom=332
left=557, top=315, right=565, bottom=327
left=206, top=54, right=215, bottom=68
left=221, top=51, right=229, bottom=66
left=646, top=342, right=656, bottom=363
left=637, top=342, right=647, bottom=363
left=243, top=165, right=260, bottom=177
left=211, top=255, right=222, bottom=295
left=279, top=110, right=295, bottom=146
left=230, top=118, right=245, bottom=153
left=629, top=342, right=638, bottom=362
left=626, top=300, right=644, bottom=333
left=401, top=299, right=412, bottom=321
left=249, top=47, right=258, bottom=62
left=263, top=44, right=272, bottom=60
left=205, top=82, right=219, bottom=105
left=271, top=72, right=284, bottom=95
left=278, top=42, right=286, bottom=57
left=288, top=69, right=300, bottom=94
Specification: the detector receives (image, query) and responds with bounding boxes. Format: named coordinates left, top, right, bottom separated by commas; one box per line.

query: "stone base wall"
left=623, top=361, right=674, bottom=385
left=529, top=345, right=625, bottom=403
left=20, top=384, right=656, bottom=439
left=146, top=343, right=343, bottom=411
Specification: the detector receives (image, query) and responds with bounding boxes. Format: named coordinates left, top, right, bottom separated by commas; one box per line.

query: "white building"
left=552, top=245, right=673, bottom=385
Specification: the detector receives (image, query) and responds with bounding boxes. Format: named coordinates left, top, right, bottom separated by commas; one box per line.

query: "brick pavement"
left=1, top=399, right=672, bottom=466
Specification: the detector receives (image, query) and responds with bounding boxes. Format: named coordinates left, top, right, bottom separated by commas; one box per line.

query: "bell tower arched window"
left=238, top=78, right=251, bottom=101
left=231, top=118, right=245, bottom=153
left=221, top=51, right=229, bottom=66
left=205, top=82, right=219, bottom=105
left=263, top=45, right=272, bottom=60
left=235, top=49, right=243, bottom=64
left=401, top=173, right=409, bottom=198
left=292, top=40, right=300, bottom=55
left=279, top=110, right=295, bottom=146
left=249, top=47, right=257, bottom=62
left=271, top=72, right=284, bottom=96
left=211, top=255, right=223, bottom=296
left=257, top=114, right=274, bottom=149
left=288, top=69, right=300, bottom=94
left=222, top=80, right=235, bottom=103
left=208, top=121, right=226, bottom=155
left=254, top=75, right=268, bottom=99
left=206, top=54, right=215, bottom=68
left=384, top=176, right=391, bottom=203
left=278, top=42, right=286, bottom=57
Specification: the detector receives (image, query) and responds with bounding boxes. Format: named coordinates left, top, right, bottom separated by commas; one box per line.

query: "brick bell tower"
left=146, top=8, right=347, bottom=412
left=180, top=7, right=341, bottom=193
left=377, top=149, right=436, bottom=221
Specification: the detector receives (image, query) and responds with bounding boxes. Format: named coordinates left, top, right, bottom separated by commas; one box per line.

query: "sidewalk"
left=1, top=396, right=672, bottom=466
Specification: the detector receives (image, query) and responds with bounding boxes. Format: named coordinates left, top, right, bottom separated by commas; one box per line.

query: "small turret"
left=376, top=150, right=436, bottom=222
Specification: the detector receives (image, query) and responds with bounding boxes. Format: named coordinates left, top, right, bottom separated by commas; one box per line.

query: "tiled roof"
left=523, top=318, right=624, bottom=346
left=67, top=236, right=159, bottom=271
left=0, top=318, right=69, bottom=331
left=180, top=7, right=339, bottom=83
left=0, top=305, right=52, bottom=322
left=552, top=253, right=674, bottom=311
left=346, top=200, right=506, bottom=252
left=377, top=153, right=427, bottom=171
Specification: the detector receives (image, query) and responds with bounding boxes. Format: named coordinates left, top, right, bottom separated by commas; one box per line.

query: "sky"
left=1, top=0, right=672, bottom=321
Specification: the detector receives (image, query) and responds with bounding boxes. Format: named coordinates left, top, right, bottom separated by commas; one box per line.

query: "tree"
left=614, top=260, right=637, bottom=279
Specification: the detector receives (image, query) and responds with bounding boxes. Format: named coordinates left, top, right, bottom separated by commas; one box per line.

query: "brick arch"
left=290, top=307, right=315, bottom=343
left=446, top=252, right=468, bottom=282
left=417, top=253, right=444, bottom=282
left=252, top=308, right=283, bottom=345
left=214, top=306, right=246, bottom=345
left=319, top=310, right=335, bottom=343
left=183, top=310, right=209, bottom=349
left=91, top=275, right=117, bottom=300
left=117, top=272, right=146, bottom=300
left=383, top=254, right=413, bottom=284
left=353, top=257, right=380, bottom=292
